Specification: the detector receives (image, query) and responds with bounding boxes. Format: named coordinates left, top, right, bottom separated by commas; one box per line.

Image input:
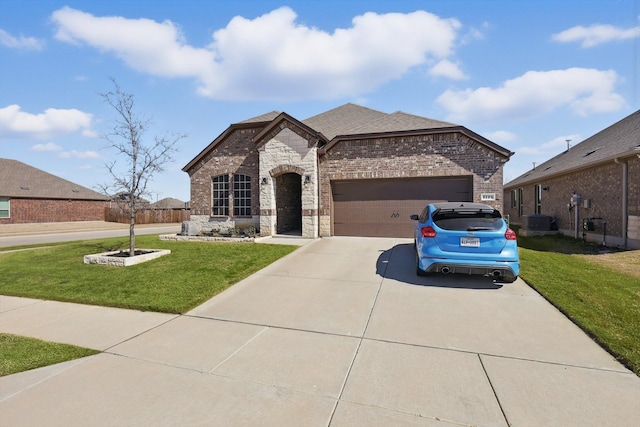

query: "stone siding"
left=0, top=198, right=108, bottom=224
left=318, top=132, right=507, bottom=236
left=259, top=127, right=319, bottom=238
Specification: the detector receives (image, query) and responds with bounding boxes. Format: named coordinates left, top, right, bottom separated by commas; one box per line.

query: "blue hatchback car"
left=411, top=202, right=519, bottom=282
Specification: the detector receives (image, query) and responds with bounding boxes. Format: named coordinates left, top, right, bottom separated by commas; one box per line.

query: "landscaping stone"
left=83, top=249, right=171, bottom=267
left=159, top=234, right=254, bottom=243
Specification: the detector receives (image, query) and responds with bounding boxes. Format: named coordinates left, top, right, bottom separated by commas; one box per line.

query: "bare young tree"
left=99, top=79, right=185, bottom=256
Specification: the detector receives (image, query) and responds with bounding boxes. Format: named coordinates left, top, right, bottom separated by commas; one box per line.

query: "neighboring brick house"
left=503, top=110, right=640, bottom=249
left=0, top=158, right=109, bottom=224
left=150, top=197, right=188, bottom=210
left=183, top=103, right=514, bottom=238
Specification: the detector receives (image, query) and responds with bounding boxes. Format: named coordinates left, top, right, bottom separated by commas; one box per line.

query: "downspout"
left=316, top=146, right=321, bottom=238
left=614, top=158, right=628, bottom=247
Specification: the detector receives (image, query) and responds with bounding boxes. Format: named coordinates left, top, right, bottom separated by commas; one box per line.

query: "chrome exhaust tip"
left=441, top=266, right=450, bottom=274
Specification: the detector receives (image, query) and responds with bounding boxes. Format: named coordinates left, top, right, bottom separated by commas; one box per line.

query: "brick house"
left=0, top=158, right=109, bottom=224
left=183, top=103, right=513, bottom=238
left=503, top=110, right=640, bottom=249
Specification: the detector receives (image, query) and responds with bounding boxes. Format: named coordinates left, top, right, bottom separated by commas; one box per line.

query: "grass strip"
left=0, top=334, right=99, bottom=376
left=0, top=235, right=297, bottom=314
left=517, top=233, right=640, bottom=376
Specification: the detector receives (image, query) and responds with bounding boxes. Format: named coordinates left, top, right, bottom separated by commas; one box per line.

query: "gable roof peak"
left=238, top=110, right=281, bottom=124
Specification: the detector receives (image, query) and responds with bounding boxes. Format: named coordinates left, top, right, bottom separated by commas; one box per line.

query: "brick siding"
left=187, top=127, right=260, bottom=218
left=0, top=198, right=108, bottom=224
left=503, top=156, right=639, bottom=246
left=319, top=132, right=507, bottom=218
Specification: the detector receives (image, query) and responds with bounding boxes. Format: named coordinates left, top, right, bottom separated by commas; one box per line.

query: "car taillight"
left=505, top=228, right=517, bottom=240
left=421, top=226, right=437, bottom=238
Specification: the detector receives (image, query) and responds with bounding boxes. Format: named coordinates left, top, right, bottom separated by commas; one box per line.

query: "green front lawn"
left=0, top=235, right=297, bottom=314
left=516, top=232, right=640, bottom=375
left=0, top=334, right=99, bottom=376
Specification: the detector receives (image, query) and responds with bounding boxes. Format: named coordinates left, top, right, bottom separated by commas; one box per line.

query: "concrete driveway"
left=1, top=237, right=639, bottom=426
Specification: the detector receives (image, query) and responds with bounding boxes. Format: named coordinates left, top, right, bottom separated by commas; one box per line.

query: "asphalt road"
left=0, top=223, right=181, bottom=248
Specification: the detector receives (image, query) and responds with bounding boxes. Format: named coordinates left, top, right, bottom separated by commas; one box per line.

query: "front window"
left=212, top=175, right=229, bottom=216
left=233, top=174, right=251, bottom=216
left=0, top=198, right=9, bottom=218
left=534, top=184, right=542, bottom=214
left=517, top=188, right=524, bottom=217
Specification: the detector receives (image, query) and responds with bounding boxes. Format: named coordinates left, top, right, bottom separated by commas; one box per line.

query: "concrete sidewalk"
left=1, top=237, right=639, bottom=426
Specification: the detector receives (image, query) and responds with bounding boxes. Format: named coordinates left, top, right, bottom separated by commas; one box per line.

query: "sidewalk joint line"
left=208, top=326, right=270, bottom=373
left=103, top=314, right=180, bottom=352
left=478, top=354, right=511, bottom=426
left=327, top=241, right=391, bottom=425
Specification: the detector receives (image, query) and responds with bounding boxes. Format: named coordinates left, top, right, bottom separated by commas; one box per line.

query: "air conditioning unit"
left=522, top=214, right=551, bottom=231
left=181, top=221, right=201, bottom=236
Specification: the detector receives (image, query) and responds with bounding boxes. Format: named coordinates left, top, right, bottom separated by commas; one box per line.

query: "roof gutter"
left=614, top=157, right=629, bottom=247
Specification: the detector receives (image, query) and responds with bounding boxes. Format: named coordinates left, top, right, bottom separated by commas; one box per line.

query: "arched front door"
left=275, top=173, right=302, bottom=235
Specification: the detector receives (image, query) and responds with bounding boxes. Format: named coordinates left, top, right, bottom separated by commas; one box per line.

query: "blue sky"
left=1, top=0, right=638, bottom=203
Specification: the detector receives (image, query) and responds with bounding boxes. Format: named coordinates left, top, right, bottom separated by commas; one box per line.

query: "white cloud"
left=519, top=134, right=581, bottom=155
left=0, top=104, right=94, bottom=139
left=436, top=68, right=625, bottom=122
left=30, top=142, right=62, bottom=151
left=486, top=130, right=516, bottom=143
left=460, top=22, right=489, bottom=44
left=552, top=24, right=640, bottom=48
left=429, top=59, right=467, bottom=80
left=0, top=28, right=44, bottom=50
left=58, top=150, right=100, bottom=159
left=51, top=6, right=463, bottom=100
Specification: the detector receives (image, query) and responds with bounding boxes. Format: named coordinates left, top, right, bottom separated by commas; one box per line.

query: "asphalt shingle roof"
left=184, top=103, right=511, bottom=172
left=239, top=111, right=282, bottom=124
left=302, top=103, right=390, bottom=140
left=505, top=110, right=640, bottom=188
left=347, top=111, right=458, bottom=135
left=301, top=103, right=459, bottom=140
left=0, top=158, right=108, bottom=200
left=150, top=197, right=187, bottom=209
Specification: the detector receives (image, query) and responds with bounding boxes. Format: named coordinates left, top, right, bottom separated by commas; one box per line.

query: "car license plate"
left=460, top=237, right=480, bottom=247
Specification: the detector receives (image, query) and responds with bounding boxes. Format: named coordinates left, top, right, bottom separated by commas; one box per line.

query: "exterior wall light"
left=304, top=175, right=311, bottom=184
left=261, top=177, right=268, bottom=185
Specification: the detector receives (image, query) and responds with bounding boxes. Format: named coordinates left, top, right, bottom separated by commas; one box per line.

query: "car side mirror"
left=410, top=215, right=419, bottom=220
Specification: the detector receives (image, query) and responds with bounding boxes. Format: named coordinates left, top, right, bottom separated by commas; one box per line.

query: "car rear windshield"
left=432, top=209, right=503, bottom=231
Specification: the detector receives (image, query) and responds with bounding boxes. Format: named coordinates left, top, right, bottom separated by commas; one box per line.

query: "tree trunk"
left=129, top=205, right=135, bottom=256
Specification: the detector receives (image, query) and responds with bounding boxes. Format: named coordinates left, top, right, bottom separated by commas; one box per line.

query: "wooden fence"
left=105, top=207, right=190, bottom=224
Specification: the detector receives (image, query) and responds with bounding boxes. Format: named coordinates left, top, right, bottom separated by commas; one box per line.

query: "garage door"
left=332, top=177, right=472, bottom=237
